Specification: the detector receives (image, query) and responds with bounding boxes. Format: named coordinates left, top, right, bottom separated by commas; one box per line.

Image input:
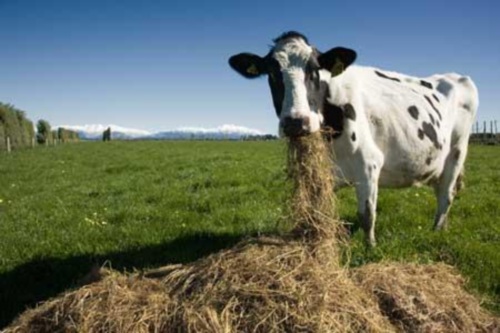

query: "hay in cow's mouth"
left=5, top=133, right=499, bottom=333
left=286, top=134, right=340, bottom=241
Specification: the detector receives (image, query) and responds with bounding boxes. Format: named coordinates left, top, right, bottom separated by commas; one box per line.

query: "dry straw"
left=5, top=133, right=499, bottom=332
left=351, top=262, right=500, bottom=332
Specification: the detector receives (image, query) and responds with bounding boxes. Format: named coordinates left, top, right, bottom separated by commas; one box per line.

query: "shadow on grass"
left=0, top=232, right=244, bottom=329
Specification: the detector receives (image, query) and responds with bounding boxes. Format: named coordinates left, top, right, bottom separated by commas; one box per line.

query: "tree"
left=102, top=127, right=111, bottom=141
left=37, top=119, right=52, bottom=145
left=0, top=102, right=35, bottom=150
left=57, top=127, right=80, bottom=143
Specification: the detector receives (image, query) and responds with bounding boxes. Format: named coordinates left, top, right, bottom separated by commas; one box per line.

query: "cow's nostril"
left=283, top=117, right=307, bottom=137
left=302, top=117, right=310, bottom=127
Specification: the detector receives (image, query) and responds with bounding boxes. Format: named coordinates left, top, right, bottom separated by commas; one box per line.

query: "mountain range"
left=56, top=124, right=271, bottom=140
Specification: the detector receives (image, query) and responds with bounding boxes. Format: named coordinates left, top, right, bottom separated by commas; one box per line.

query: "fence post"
left=7, top=136, right=11, bottom=153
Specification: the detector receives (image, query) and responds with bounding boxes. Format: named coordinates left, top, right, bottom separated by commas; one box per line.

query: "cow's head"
left=229, top=31, right=356, bottom=137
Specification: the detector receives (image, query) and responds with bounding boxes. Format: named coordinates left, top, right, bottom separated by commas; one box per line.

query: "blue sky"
left=1, top=0, right=498, bottom=134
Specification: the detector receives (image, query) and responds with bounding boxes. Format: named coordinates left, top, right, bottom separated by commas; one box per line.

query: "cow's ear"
left=229, top=53, right=267, bottom=79
left=318, top=47, right=357, bottom=77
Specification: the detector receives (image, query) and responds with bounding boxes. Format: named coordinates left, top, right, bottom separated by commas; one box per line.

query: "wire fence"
left=470, top=120, right=499, bottom=145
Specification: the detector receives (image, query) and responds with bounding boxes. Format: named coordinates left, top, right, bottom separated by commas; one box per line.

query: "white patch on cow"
left=272, top=37, right=322, bottom=133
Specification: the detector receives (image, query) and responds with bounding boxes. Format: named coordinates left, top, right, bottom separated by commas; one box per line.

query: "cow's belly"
left=377, top=141, right=446, bottom=188
left=378, top=166, right=437, bottom=188
left=334, top=137, right=446, bottom=189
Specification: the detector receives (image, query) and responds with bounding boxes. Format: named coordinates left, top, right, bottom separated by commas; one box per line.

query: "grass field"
left=0, top=141, right=499, bottom=328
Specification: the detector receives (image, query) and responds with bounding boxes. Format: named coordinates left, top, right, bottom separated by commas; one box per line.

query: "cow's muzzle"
left=282, top=117, right=310, bottom=137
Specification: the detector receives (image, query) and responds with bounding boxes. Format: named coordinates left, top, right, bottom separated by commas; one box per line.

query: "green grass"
left=0, top=141, right=499, bottom=327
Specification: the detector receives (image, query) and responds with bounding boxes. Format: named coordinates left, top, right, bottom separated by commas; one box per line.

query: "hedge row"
left=0, top=103, right=35, bottom=151
left=1, top=102, right=80, bottom=151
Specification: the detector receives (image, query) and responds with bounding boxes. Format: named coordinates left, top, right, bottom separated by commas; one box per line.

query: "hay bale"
left=351, top=262, right=500, bottom=332
left=7, top=240, right=393, bottom=333
left=156, top=239, right=392, bottom=332
left=6, top=270, right=173, bottom=333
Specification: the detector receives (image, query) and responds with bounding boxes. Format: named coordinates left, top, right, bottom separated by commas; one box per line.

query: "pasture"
left=0, top=141, right=499, bottom=328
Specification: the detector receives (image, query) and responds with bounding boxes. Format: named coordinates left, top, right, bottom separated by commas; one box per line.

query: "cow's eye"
left=308, top=70, right=320, bottom=89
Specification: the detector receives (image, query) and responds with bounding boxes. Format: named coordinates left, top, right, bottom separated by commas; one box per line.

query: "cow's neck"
left=325, top=72, right=350, bottom=106
left=320, top=71, right=350, bottom=140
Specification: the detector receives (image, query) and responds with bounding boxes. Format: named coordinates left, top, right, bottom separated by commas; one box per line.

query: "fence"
left=470, top=120, right=499, bottom=145
left=2, top=137, right=78, bottom=154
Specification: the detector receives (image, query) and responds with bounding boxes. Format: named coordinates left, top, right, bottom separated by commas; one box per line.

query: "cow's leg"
left=454, top=170, right=464, bottom=195
left=355, top=164, right=380, bottom=246
left=434, top=145, right=468, bottom=230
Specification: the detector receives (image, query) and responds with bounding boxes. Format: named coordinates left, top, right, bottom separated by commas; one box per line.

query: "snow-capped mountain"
left=56, top=124, right=269, bottom=140
left=57, top=124, right=151, bottom=140
left=151, top=124, right=264, bottom=140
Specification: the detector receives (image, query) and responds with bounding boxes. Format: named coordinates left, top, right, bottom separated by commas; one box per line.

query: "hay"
left=351, top=262, right=500, bottom=332
left=8, top=239, right=393, bottom=333
left=286, top=134, right=343, bottom=245
left=4, top=133, right=499, bottom=333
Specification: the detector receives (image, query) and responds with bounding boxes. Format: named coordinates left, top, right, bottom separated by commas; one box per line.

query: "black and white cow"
left=229, top=31, right=478, bottom=246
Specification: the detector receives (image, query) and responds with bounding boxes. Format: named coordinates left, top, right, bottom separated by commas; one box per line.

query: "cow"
left=228, top=31, right=478, bottom=246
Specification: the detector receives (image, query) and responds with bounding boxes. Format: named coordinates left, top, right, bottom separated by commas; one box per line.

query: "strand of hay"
left=351, top=262, right=500, bottom=332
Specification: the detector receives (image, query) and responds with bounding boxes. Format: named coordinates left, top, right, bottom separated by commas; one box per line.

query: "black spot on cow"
left=436, top=121, right=440, bottom=129
left=343, top=103, right=357, bottom=121
left=374, top=70, right=401, bottom=82
left=418, top=129, right=424, bottom=140
left=432, top=93, right=440, bottom=103
left=420, top=80, right=433, bottom=89
left=437, top=79, right=453, bottom=97
left=424, top=95, right=442, bottom=120
left=265, top=57, right=284, bottom=117
left=462, top=103, right=472, bottom=112
left=322, top=102, right=344, bottom=140
left=422, top=122, right=442, bottom=149
left=408, top=106, right=419, bottom=120
left=428, top=113, right=435, bottom=125
left=426, top=156, right=433, bottom=165
left=454, top=149, right=461, bottom=160
left=273, top=31, right=310, bottom=45
left=351, top=132, right=356, bottom=142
